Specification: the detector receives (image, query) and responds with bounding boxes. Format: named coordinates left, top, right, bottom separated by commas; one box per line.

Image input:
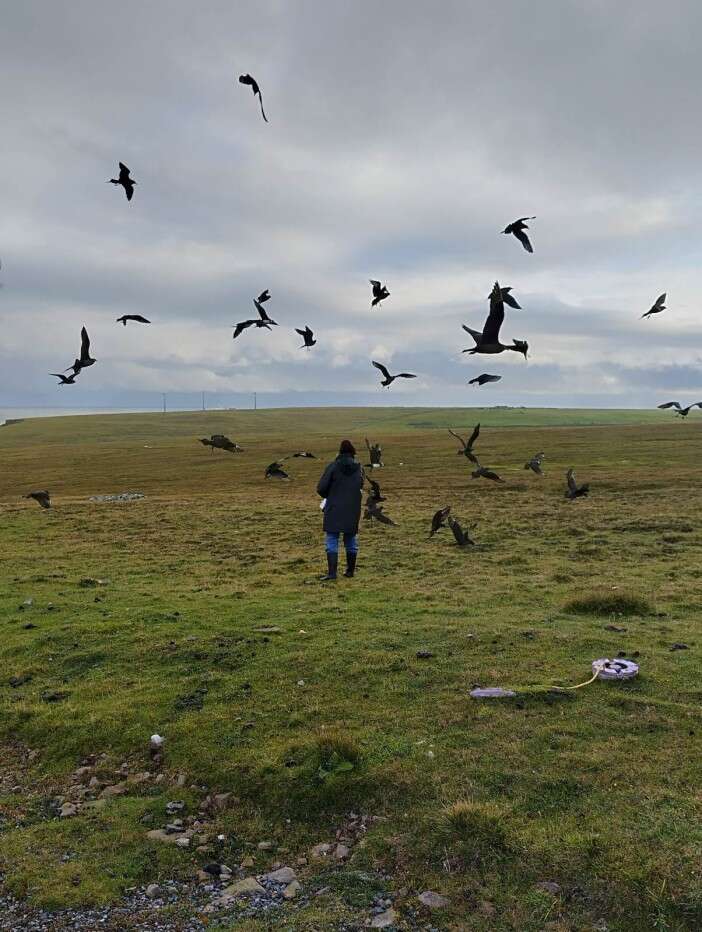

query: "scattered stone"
left=176, top=836, right=191, bottom=848
left=371, top=907, right=398, bottom=928
left=145, top=883, right=161, bottom=899
left=165, top=821, right=184, bottom=834
left=146, top=829, right=185, bottom=845
left=470, top=687, right=516, bottom=699
left=240, top=856, right=255, bottom=868
left=222, top=877, right=266, bottom=897
left=418, top=890, right=450, bottom=909
left=213, top=792, right=232, bottom=809
left=536, top=881, right=562, bottom=895
left=88, top=492, right=145, bottom=503
left=59, top=803, right=78, bottom=818
left=333, top=843, right=350, bottom=860
left=166, top=801, right=185, bottom=815
left=176, top=773, right=187, bottom=787
left=99, top=783, right=127, bottom=799
left=283, top=880, right=301, bottom=899
left=310, top=842, right=333, bottom=860
left=257, top=840, right=275, bottom=851
left=264, top=867, right=296, bottom=884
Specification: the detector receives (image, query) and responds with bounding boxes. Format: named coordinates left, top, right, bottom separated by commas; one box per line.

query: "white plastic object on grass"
left=593, top=658, right=639, bottom=681
left=470, top=687, right=517, bottom=699
left=150, top=734, right=164, bottom=749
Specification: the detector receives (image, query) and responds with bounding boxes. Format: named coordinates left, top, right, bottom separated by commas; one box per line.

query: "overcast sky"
left=2, top=0, right=702, bottom=410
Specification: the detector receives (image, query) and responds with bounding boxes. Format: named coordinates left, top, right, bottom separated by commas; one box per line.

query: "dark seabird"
left=489, top=285, right=521, bottom=309
left=116, top=315, right=151, bottom=326
left=238, top=73, right=268, bottom=122
left=265, top=461, right=290, bottom=480
left=429, top=506, right=451, bottom=537
left=524, top=452, right=545, bottom=475
left=372, top=360, right=417, bottom=387
left=365, top=477, right=385, bottom=503
left=565, top=468, right=589, bottom=500
left=471, top=461, right=505, bottom=483
left=254, top=297, right=277, bottom=326
left=370, top=280, right=390, bottom=308
left=365, top=438, right=383, bottom=468
left=257, top=289, right=271, bottom=304
left=199, top=434, right=243, bottom=453
left=50, top=372, right=78, bottom=385
left=66, top=327, right=96, bottom=376
left=296, top=326, right=316, bottom=349
left=292, top=451, right=316, bottom=458
left=364, top=499, right=396, bottom=525
left=468, top=373, right=502, bottom=386
left=448, top=516, right=475, bottom=546
left=233, top=319, right=271, bottom=339
left=462, top=282, right=528, bottom=358
left=502, top=216, right=535, bottom=253
left=108, top=162, right=136, bottom=201
left=641, top=294, right=666, bottom=319
left=448, top=424, right=480, bottom=463
left=25, top=490, right=51, bottom=509
left=657, top=401, right=702, bottom=417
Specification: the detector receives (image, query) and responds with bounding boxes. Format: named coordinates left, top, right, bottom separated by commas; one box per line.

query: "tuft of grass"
left=563, top=591, right=652, bottom=616
left=438, top=799, right=511, bottom=863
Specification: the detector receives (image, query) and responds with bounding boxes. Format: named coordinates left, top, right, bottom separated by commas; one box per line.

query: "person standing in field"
left=317, top=439, right=364, bottom=581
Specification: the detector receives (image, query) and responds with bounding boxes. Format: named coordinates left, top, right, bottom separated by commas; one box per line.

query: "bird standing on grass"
left=108, top=162, right=136, bottom=201
left=448, top=516, right=475, bottom=546
left=25, top=490, right=51, bottom=509
left=502, top=216, right=535, bottom=253
left=199, top=435, right=243, bottom=453
left=365, top=438, right=384, bottom=468
left=429, top=506, right=451, bottom=537
left=565, top=468, right=589, bottom=500
left=239, top=73, right=268, bottom=122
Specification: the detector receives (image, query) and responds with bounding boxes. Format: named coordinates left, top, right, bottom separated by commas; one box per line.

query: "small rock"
left=418, top=890, right=450, bottom=909
left=176, top=773, right=186, bottom=787
left=213, top=792, right=232, bottom=810
left=146, top=829, right=184, bottom=845
left=283, top=880, right=301, bottom=899
left=223, top=876, right=266, bottom=897
left=310, top=842, right=333, bottom=860
left=334, top=843, right=350, bottom=860
left=536, top=881, right=562, bottom=895
left=145, top=883, right=161, bottom=899
left=59, top=803, right=78, bottom=818
left=99, top=783, right=127, bottom=799
left=166, top=801, right=185, bottom=814
left=264, top=867, right=297, bottom=884
left=176, top=836, right=190, bottom=848
left=240, top=855, right=255, bottom=868
left=257, top=840, right=275, bottom=851
left=371, top=907, right=398, bottom=928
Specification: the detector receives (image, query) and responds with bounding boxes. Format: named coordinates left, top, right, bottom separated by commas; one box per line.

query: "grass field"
left=1, top=406, right=701, bottom=931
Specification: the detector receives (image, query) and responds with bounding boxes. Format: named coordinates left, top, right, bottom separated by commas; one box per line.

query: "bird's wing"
left=257, top=290, right=270, bottom=303
left=372, top=361, right=391, bottom=379
left=305, top=327, right=314, bottom=338
left=482, top=283, right=505, bottom=342
left=80, top=327, right=91, bottom=360
left=125, top=183, right=134, bottom=201
left=513, top=228, right=534, bottom=253
left=258, top=93, right=268, bottom=123
left=657, top=401, right=680, bottom=410
left=467, top=423, right=480, bottom=448
left=449, top=519, right=463, bottom=545
left=502, top=291, right=521, bottom=309
left=233, top=320, right=254, bottom=338
left=397, top=373, right=417, bottom=379
left=254, top=299, right=268, bottom=321
left=135, top=315, right=151, bottom=323
left=448, top=429, right=466, bottom=448
left=655, top=293, right=666, bottom=307
left=118, top=162, right=129, bottom=176
left=369, top=280, right=381, bottom=290
left=295, top=328, right=306, bottom=338
left=566, top=469, right=577, bottom=491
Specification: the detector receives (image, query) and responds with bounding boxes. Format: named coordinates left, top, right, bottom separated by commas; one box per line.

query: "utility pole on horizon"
left=253, top=392, right=257, bottom=411
left=201, top=391, right=205, bottom=412
left=162, top=393, right=166, bottom=414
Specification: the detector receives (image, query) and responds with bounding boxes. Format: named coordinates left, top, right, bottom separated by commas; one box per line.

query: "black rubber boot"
left=344, top=552, right=357, bottom=578
left=321, top=551, right=338, bottom=581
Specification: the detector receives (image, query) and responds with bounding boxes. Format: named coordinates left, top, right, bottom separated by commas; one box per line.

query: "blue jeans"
left=325, top=532, right=359, bottom=555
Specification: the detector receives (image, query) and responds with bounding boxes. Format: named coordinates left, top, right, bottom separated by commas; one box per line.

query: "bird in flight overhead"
left=490, top=285, right=522, bottom=309
left=657, top=401, right=702, bottom=417
left=448, top=424, right=480, bottom=463
left=232, top=318, right=272, bottom=339
left=565, top=468, right=589, bottom=500
left=254, top=294, right=277, bottom=326
left=296, top=326, right=316, bottom=349
left=265, top=461, right=290, bottom=480
left=524, top=452, right=545, bottom=475
left=462, top=282, right=528, bottom=358
left=468, top=373, right=502, bottom=386
left=65, top=327, right=96, bottom=376
left=116, top=315, right=151, bottom=326
left=429, top=506, right=451, bottom=537
left=372, top=360, right=417, bottom=387
left=641, top=294, right=666, bottom=319
left=238, top=73, right=268, bottom=122
left=50, top=372, right=78, bottom=385
left=471, top=461, right=505, bottom=483
left=25, top=490, right=51, bottom=509
left=370, top=280, right=390, bottom=308
left=502, top=216, right=535, bottom=253
left=448, top=516, right=475, bottom=547
left=108, top=162, right=136, bottom=201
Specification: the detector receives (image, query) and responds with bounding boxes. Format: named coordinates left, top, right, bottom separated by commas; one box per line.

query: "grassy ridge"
left=0, top=408, right=701, bottom=930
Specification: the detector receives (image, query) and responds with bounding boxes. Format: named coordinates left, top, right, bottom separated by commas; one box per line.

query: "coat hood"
left=336, top=453, right=360, bottom=476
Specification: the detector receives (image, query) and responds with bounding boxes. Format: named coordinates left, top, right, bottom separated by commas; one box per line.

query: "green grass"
left=1, top=406, right=701, bottom=930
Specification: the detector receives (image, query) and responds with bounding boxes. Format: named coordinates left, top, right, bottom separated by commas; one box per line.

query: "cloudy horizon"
left=2, top=0, right=702, bottom=412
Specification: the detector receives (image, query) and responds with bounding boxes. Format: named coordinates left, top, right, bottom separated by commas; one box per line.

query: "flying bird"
left=641, top=294, right=666, bottom=320
left=66, top=327, right=96, bottom=376
left=565, top=468, right=589, bottom=500
left=502, top=216, right=535, bottom=253
left=50, top=372, right=78, bottom=385
left=468, top=373, right=502, bottom=386
left=25, top=490, right=51, bottom=509
left=265, top=461, right=290, bottom=480
left=364, top=500, right=396, bottom=525
left=238, top=73, right=268, bottom=122
left=116, top=315, right=151, bottom=326
left=524, top=452, right=545, bottom=475
left=429, top=506, right=451, bottom=537
left=471, top=461, right=505, bottom=483
left=462, top=282, right=528, bottom=358
left=370, top=280, right=390, bottom=308
left=254, top=296, right=277, bottom=326
left=490, top=285, right=521, bottom=309
left=372, top=360, right=417, bottom=387
left=256, top=289, right=271, bottom=304
left=108, top=162, right=136, bottom=201
left=233, top=319, right=271, bottom=339
left=296, top=326, right=316, bottom=349
left=448, top=516, right=475, bottom=547
left=657, top=401, right=702, bottom=417
left=199, top=434, right=243, bottom=453
left=448, top=424, right=480, bottom=463
left=365, top=477, right=385, bottom=503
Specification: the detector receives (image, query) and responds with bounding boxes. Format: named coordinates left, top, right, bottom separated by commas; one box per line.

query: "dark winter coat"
left=317, top=454, right=364, bottom=534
